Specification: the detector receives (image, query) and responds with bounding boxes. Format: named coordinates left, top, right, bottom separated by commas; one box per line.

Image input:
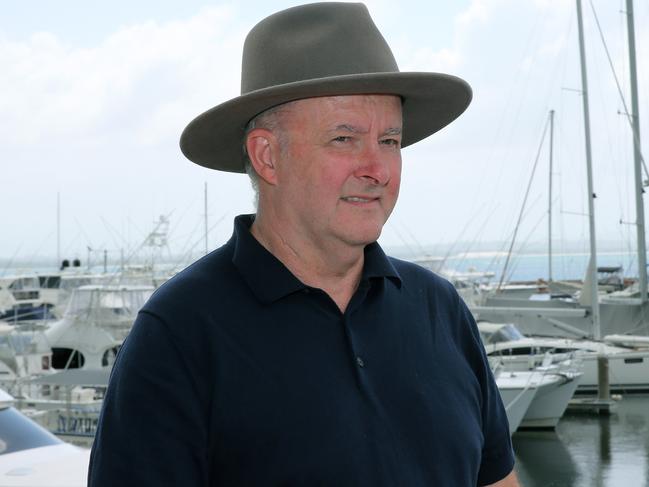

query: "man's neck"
left=250, top=215, right=365, bottom=313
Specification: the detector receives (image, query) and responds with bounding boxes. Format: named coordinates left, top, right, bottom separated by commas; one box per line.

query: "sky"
left=2, top=0, right=649, bottom=269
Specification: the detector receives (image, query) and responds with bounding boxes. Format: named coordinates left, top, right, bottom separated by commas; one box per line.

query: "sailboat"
left=473, top=0, right=649, bottom=340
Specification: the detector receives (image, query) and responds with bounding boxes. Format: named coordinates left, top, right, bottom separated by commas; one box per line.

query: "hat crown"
left=241, top=2, right=399, bottom=94
left=180, top=2, right=471, bottom=173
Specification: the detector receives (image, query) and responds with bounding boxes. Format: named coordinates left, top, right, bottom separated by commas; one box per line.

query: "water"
left=0, top=250, right=640, bottom=283
left=444, top=251, right=639, bottom=283
left=446, top=252, right=649, bottom=486
left=514, top=396, right=649, bottom=486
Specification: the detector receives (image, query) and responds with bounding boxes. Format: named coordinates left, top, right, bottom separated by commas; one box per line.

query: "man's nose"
left=354, top=144, right=393, bottom=186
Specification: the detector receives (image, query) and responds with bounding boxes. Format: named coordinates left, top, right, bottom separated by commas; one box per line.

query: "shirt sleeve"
left=87, top=310, right=210, bottom=487
left=459, top=301, right=515, bottom=486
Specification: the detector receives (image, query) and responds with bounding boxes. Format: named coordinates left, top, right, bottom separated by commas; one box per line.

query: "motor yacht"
left=0, top=389, right=89, bottom=486
left=480, top=322, right=649, bottom=393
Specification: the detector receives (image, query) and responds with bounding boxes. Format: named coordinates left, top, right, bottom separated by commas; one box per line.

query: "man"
left=88, top=3, right=518, bottom=486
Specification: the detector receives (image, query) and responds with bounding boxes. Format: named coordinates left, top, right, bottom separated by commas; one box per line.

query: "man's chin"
left=341, top=226, right=384, bottom=248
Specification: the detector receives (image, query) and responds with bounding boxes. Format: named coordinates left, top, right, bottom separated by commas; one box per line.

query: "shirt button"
left=356, top=356, right=365, bottom=368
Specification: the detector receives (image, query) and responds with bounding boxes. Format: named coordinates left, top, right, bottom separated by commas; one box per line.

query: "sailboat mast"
left=576, top=0, right=601, bottom=339
left=57, top=192, right=61, bottom=267
left=626, top=0, right=647, bottom=302
left=548, top=109, right=555, bottom=282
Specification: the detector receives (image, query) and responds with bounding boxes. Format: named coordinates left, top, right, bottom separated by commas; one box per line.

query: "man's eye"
left=332, top=136, right=351, bottom=143
left=381, top=138, right=400, bottom=147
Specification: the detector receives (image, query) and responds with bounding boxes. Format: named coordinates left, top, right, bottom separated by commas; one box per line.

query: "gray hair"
left=242, top=102, right=294, bottom=208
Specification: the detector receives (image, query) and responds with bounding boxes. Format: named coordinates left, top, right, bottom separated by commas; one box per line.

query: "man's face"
left=271, top=94, right=402, bottom=250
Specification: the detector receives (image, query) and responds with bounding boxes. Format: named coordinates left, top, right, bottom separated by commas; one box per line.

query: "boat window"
left=552, top=348, right=576, bottom=354
left=486, top=324, right=525, bottom=344
left=65, top=287, right=153, bottom=320
left=8, top=277, right=39, bottom=291
left=60, top=277, right=93, bottom=291
left=490, top=347, right=533, bottom=356
left=51, top=348, right=86, bottom=369
left=624, top=358, right=644, bottom=364
left=39, top=275, right=61, bottom=289
left=102, top=346, right=121, bottom=367
left=0, top=407, right=61, bottom=455
left=11, top=290, right=39, bottom=300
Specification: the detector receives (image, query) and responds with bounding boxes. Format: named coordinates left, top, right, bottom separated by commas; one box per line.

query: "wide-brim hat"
left=180, top=2, right=472, bottom=173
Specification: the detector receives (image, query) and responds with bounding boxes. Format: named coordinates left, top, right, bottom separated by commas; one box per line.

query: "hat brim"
left=180, top=72, right=472, bottom=173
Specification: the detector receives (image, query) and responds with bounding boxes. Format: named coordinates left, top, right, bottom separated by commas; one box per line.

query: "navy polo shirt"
left=89, top=214, right=513, bottom=486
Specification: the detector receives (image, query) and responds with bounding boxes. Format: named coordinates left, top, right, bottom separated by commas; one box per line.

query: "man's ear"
left=245, top=129, right=281, bottom=185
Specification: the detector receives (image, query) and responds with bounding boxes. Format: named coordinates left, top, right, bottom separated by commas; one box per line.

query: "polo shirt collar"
left=362, top=241, right=402, bottom=287
left=231, top=214, right=402, bottom=304
left=232, top=214, right=305, bottom=304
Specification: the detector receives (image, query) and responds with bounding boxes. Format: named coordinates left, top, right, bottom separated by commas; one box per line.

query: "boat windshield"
left=8, top=277, right=40, bottom=291
left=0, top=331, right=43, bottom=355
left=65, top=287, right=153, bottom=320
left=0, top=407, right=61, bottom=455
left=487, top=324, right=525, bottom=344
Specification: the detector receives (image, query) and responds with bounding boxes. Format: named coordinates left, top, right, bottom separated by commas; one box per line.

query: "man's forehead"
left=279, top=94, right=403, bottom=127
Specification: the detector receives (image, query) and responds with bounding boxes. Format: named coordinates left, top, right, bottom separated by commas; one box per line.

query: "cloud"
left=0, top=6, right=241, bottom=146
left=457, top=0, right=499, bottom=28
left=399, top=46, right=460, bottom=73
left=0, top=5, right=256, bottom=259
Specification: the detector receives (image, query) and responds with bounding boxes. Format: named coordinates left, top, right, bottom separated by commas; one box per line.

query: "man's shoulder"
left=144, top=244, right=239, bottom=317
left=387, top=256, right=457, bottom=296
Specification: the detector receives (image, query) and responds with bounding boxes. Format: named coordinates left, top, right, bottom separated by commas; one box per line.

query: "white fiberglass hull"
left=0, top=444, right=89, bottom=486
left=479, top=323, right=649, bottom=393
left=577, top=352, right=649, bottom=392
left=496, top=375, right=537, bottom=434
left=519, top=372, right=581, bottom=428
left=488, top=348, right=649, bottom=392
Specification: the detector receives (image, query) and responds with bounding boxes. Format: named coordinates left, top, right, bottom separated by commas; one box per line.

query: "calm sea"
left=443, top=252, right=649, bottom=486
left=514, top=396, right=649, bottom=487
left=443, top=251, right=640, bottom=283
left=1, top=250, right=639, bottom=283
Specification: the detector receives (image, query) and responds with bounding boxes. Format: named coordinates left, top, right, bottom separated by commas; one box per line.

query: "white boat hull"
left=0, top=444, right=89, bottom=486
left=577, top=353, right=649, bottom=392
left=496, top=375, right=538, bottom=434
left=520, top=373, right=581, bottom=428
left=490, top=351, right=649, bottom=393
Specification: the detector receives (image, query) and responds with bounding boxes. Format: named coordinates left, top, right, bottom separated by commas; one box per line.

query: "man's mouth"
left=341, top=196, right=378, bottom=203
